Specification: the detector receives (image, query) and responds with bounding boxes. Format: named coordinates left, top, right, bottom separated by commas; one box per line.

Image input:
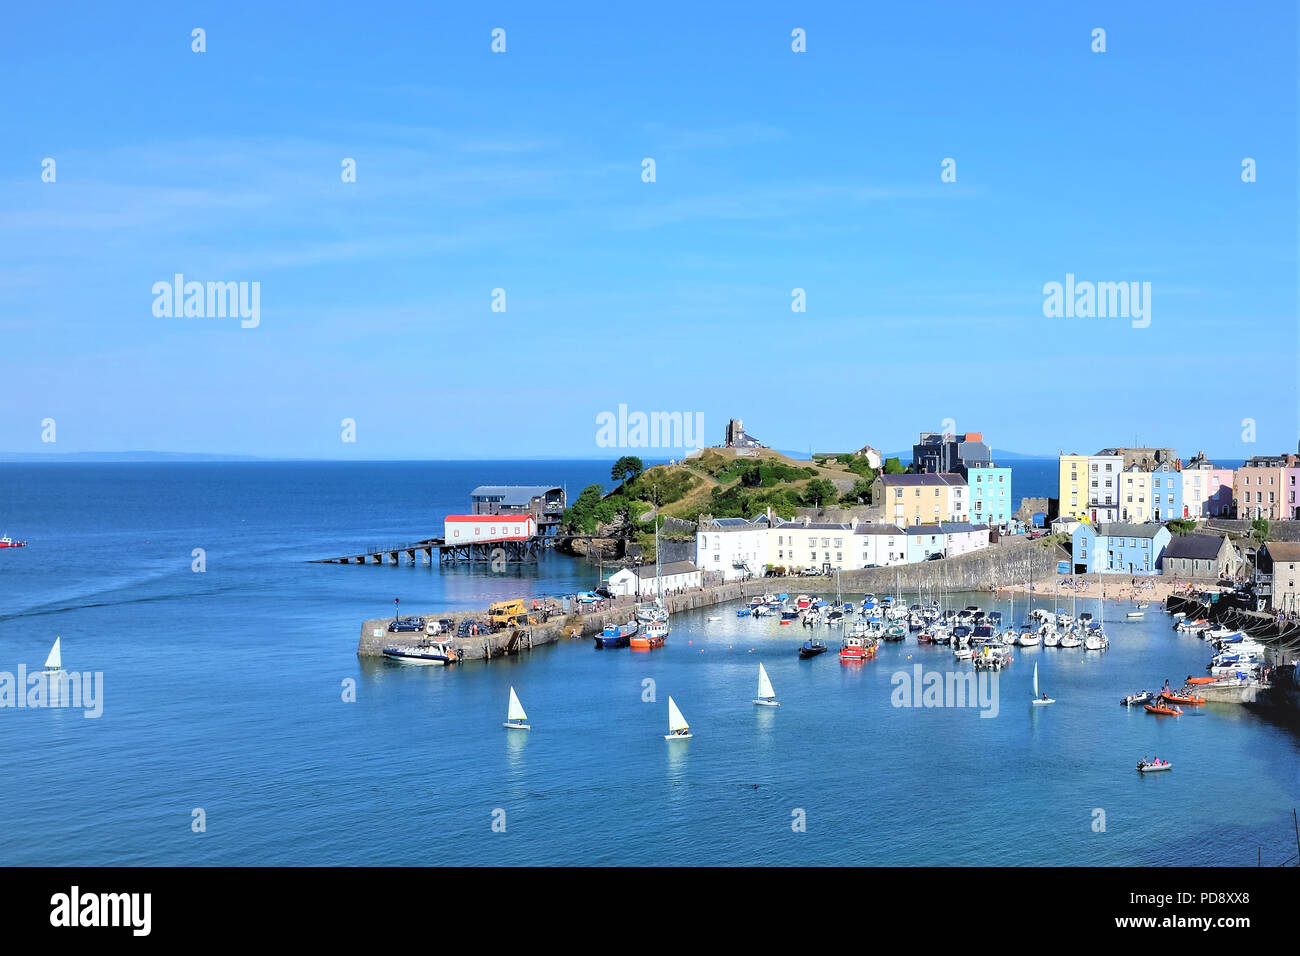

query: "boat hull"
left=502, top=721, right=531, bottom=730
left=382, top=648, right=454, bottom=665
left=752, top=698, right=781, bottom=707
left=665, top=732, right=692, bottom=740
left=1137, top=763, right=1172, bottom=772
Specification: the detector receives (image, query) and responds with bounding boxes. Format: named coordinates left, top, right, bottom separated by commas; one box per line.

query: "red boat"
left=0, top=536, right=26, bottom=549
left=839, top=636, right=878, bottom=664
left=1144, top=702, right=1183, bottom=716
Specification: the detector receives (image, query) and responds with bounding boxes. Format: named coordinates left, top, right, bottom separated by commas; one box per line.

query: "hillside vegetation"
left=561, top=449, right=888, bottom=557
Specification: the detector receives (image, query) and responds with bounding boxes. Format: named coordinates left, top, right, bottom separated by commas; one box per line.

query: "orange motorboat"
left=1186, top=676, right=1218, bottom=685
left=1144, top=702, right=1183, bottom=716
left=630, top=633, right=665, bottom=650
left=1161, top=692, right=1204, bottom=705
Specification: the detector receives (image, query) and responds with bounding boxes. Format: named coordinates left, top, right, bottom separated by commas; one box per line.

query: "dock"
left=314, top=535, right=547, bottom=566
left=357, top=579, right=768, bottom=661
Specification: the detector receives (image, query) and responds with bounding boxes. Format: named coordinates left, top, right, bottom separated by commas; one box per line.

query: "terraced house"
left=965, top=465, right=1012, bottom=527
left=1181, top=452, right=1234, bottom=518
left=1058, top=453, right=1089, bottom=519
left=1071, top=522, right=1171, bottom=576
left=1234, top=453, right=1298, bottom=521
left=872, top=472, right=968, bottom=527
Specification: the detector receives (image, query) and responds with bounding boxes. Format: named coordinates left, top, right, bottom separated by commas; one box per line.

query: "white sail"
left=506, top=686, right=527, bottom=722
left=44, top=637, right=61, bottom=671
left=757, top=662, right=775, bottom=700
left=1033, top=662, right=1039, bottom=697
left=667, top=696, right=689, bottom=733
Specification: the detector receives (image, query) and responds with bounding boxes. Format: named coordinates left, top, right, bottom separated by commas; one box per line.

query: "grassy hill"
left=561, top=448, right=905, bottom=557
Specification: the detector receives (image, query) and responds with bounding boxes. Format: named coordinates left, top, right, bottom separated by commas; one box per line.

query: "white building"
left=608, top=561, right=703, bottom=598
left=853, top=523, right=908, bottom=567
left=696, top=517, right=770, bottom=580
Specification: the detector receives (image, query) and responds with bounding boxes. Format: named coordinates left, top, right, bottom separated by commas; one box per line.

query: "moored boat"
left=798, top=639, right=827, bottom=659
left=839, top=635, right=877, bottom=663
left=630, top=619, right=667, bottom=649
left=0, top=535, right=27, bottom=549
left=1160, top=691, right=1204, bottom=706
left=382, top=639, right=458, bottom=665
left=595, top=619, right=639, bottom=649
left=1121, top=690, right=1155, bottom=706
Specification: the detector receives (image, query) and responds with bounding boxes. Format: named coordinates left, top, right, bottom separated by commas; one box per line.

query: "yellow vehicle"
left=489, top=600, right=536, bottom=628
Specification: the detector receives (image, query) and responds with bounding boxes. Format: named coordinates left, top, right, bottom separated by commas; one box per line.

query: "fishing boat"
left=839, top=635, right=876, bottom=663
left=1136, top=759, right=1172, bottom=773
left=636, top=604, right=668, bottom=624
left=0, top=535, right=27, bottom=549
left=753, top=662, right=780, bottom=706
left=1031, top=662, right=1054, bottom=705
left=1121, top=691, right=1155, bottom=706
left=502, top=686, right=530, bottom=730
left=665, top=696, right=692, bottom=739
left=595, top=620, right=638, bottom=649
left=382, top=639, right=458, bottom=665
left=630, top=621, right=667, bottom=649
left=798, top=638, right=827, bottom=659
left=1144, top=702, right=1183, bottom=716
left=44, top=637, right=62, bottom=671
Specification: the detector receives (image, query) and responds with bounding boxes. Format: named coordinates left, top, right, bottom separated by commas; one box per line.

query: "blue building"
left=1071, top=522, right=1172, bottom=576
left=966, top=465, right=1013, bottom=528
left=1148, top=461, right=1184, bottom=521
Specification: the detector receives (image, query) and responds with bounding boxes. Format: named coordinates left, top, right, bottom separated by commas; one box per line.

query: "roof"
left=784, top=522, right=852, bottom=531
left=938, top=522, right=988, bottom=534
left=631, top=561, right=701, bottom=578
left=876, top=473, right=966, bottom=487
left=1164, top=535, right=1228, bottom=560
left=470, top=485, right=561, bottom=506
left=1080, top=522, right=1168, bottom=539
left=1264, top=542, right=1300, bottom=562
left=853, top=523, right=906, bottom=535
left=445, top=514, right=533, bottom=523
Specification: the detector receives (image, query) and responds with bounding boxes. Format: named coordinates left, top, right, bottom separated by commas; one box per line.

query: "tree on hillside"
left=802, top=478, right=838, bottom=509
left=610, top=455, right=644, bottom=485
left=1166, top=518, right=1196, bottom=536
left=1250, top=517, right=1271, bottom=542
left=883, top=457, right=907, bottom=474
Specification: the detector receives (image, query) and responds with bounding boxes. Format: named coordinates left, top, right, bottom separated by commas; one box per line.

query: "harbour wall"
left=355, top=537, right=1068, bottom=661
left=357, top=581, right=755, bottom=661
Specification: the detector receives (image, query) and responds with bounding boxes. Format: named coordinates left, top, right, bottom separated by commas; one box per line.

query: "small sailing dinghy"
left=44, top=637, right=62, bottom=672
left=1031, top=662, right=1054, bottom=705
left=502, top=686, right=530, bottom=730
left=665, top=696, right=692, bottom=739
left=753, top=662, right=780, bottom=707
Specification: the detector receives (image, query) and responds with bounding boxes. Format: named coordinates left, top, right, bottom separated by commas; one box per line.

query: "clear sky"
left=2, top=2, right=1296, bottom=460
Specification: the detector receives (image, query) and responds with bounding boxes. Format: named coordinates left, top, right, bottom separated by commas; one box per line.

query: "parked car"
left=388, top=616, right=425, bottom=633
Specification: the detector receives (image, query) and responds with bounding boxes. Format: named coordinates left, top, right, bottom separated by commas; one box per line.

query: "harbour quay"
left=356, top=580, right=753, bottom=661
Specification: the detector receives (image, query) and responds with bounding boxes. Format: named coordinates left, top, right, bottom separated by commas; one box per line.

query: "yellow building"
left=1058, top=455, right=1089, bottom=518
left=1120, top=465, right=1153, bottom=523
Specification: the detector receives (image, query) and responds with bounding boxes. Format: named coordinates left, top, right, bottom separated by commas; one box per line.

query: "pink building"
left=1235, top=453, right=1298, bottom=521
left=1182, top=452, right=1233, bottom=518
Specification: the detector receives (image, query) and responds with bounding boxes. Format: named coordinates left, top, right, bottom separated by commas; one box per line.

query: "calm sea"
left=1, top=460, right=1296, bottom=866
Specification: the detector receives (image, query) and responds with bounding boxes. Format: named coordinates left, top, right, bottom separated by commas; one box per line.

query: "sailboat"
left=665, top=696, right=692, bottom=739
left=502, top=686, right=530, bottom=730
left=633, top=520, right=670, bottom=647
left=752, top=662, right=780, bottom=707
left=1031, top=662, right=1054, bottom=705
left=44, top=637, right=62, bottom=672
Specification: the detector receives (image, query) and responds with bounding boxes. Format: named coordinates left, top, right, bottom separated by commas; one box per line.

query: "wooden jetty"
left=314, top=535, right=545, bottom=566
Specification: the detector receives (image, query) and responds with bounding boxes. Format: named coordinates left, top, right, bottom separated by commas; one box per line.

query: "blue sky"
left=2, top=2, right=1296, bottom=460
